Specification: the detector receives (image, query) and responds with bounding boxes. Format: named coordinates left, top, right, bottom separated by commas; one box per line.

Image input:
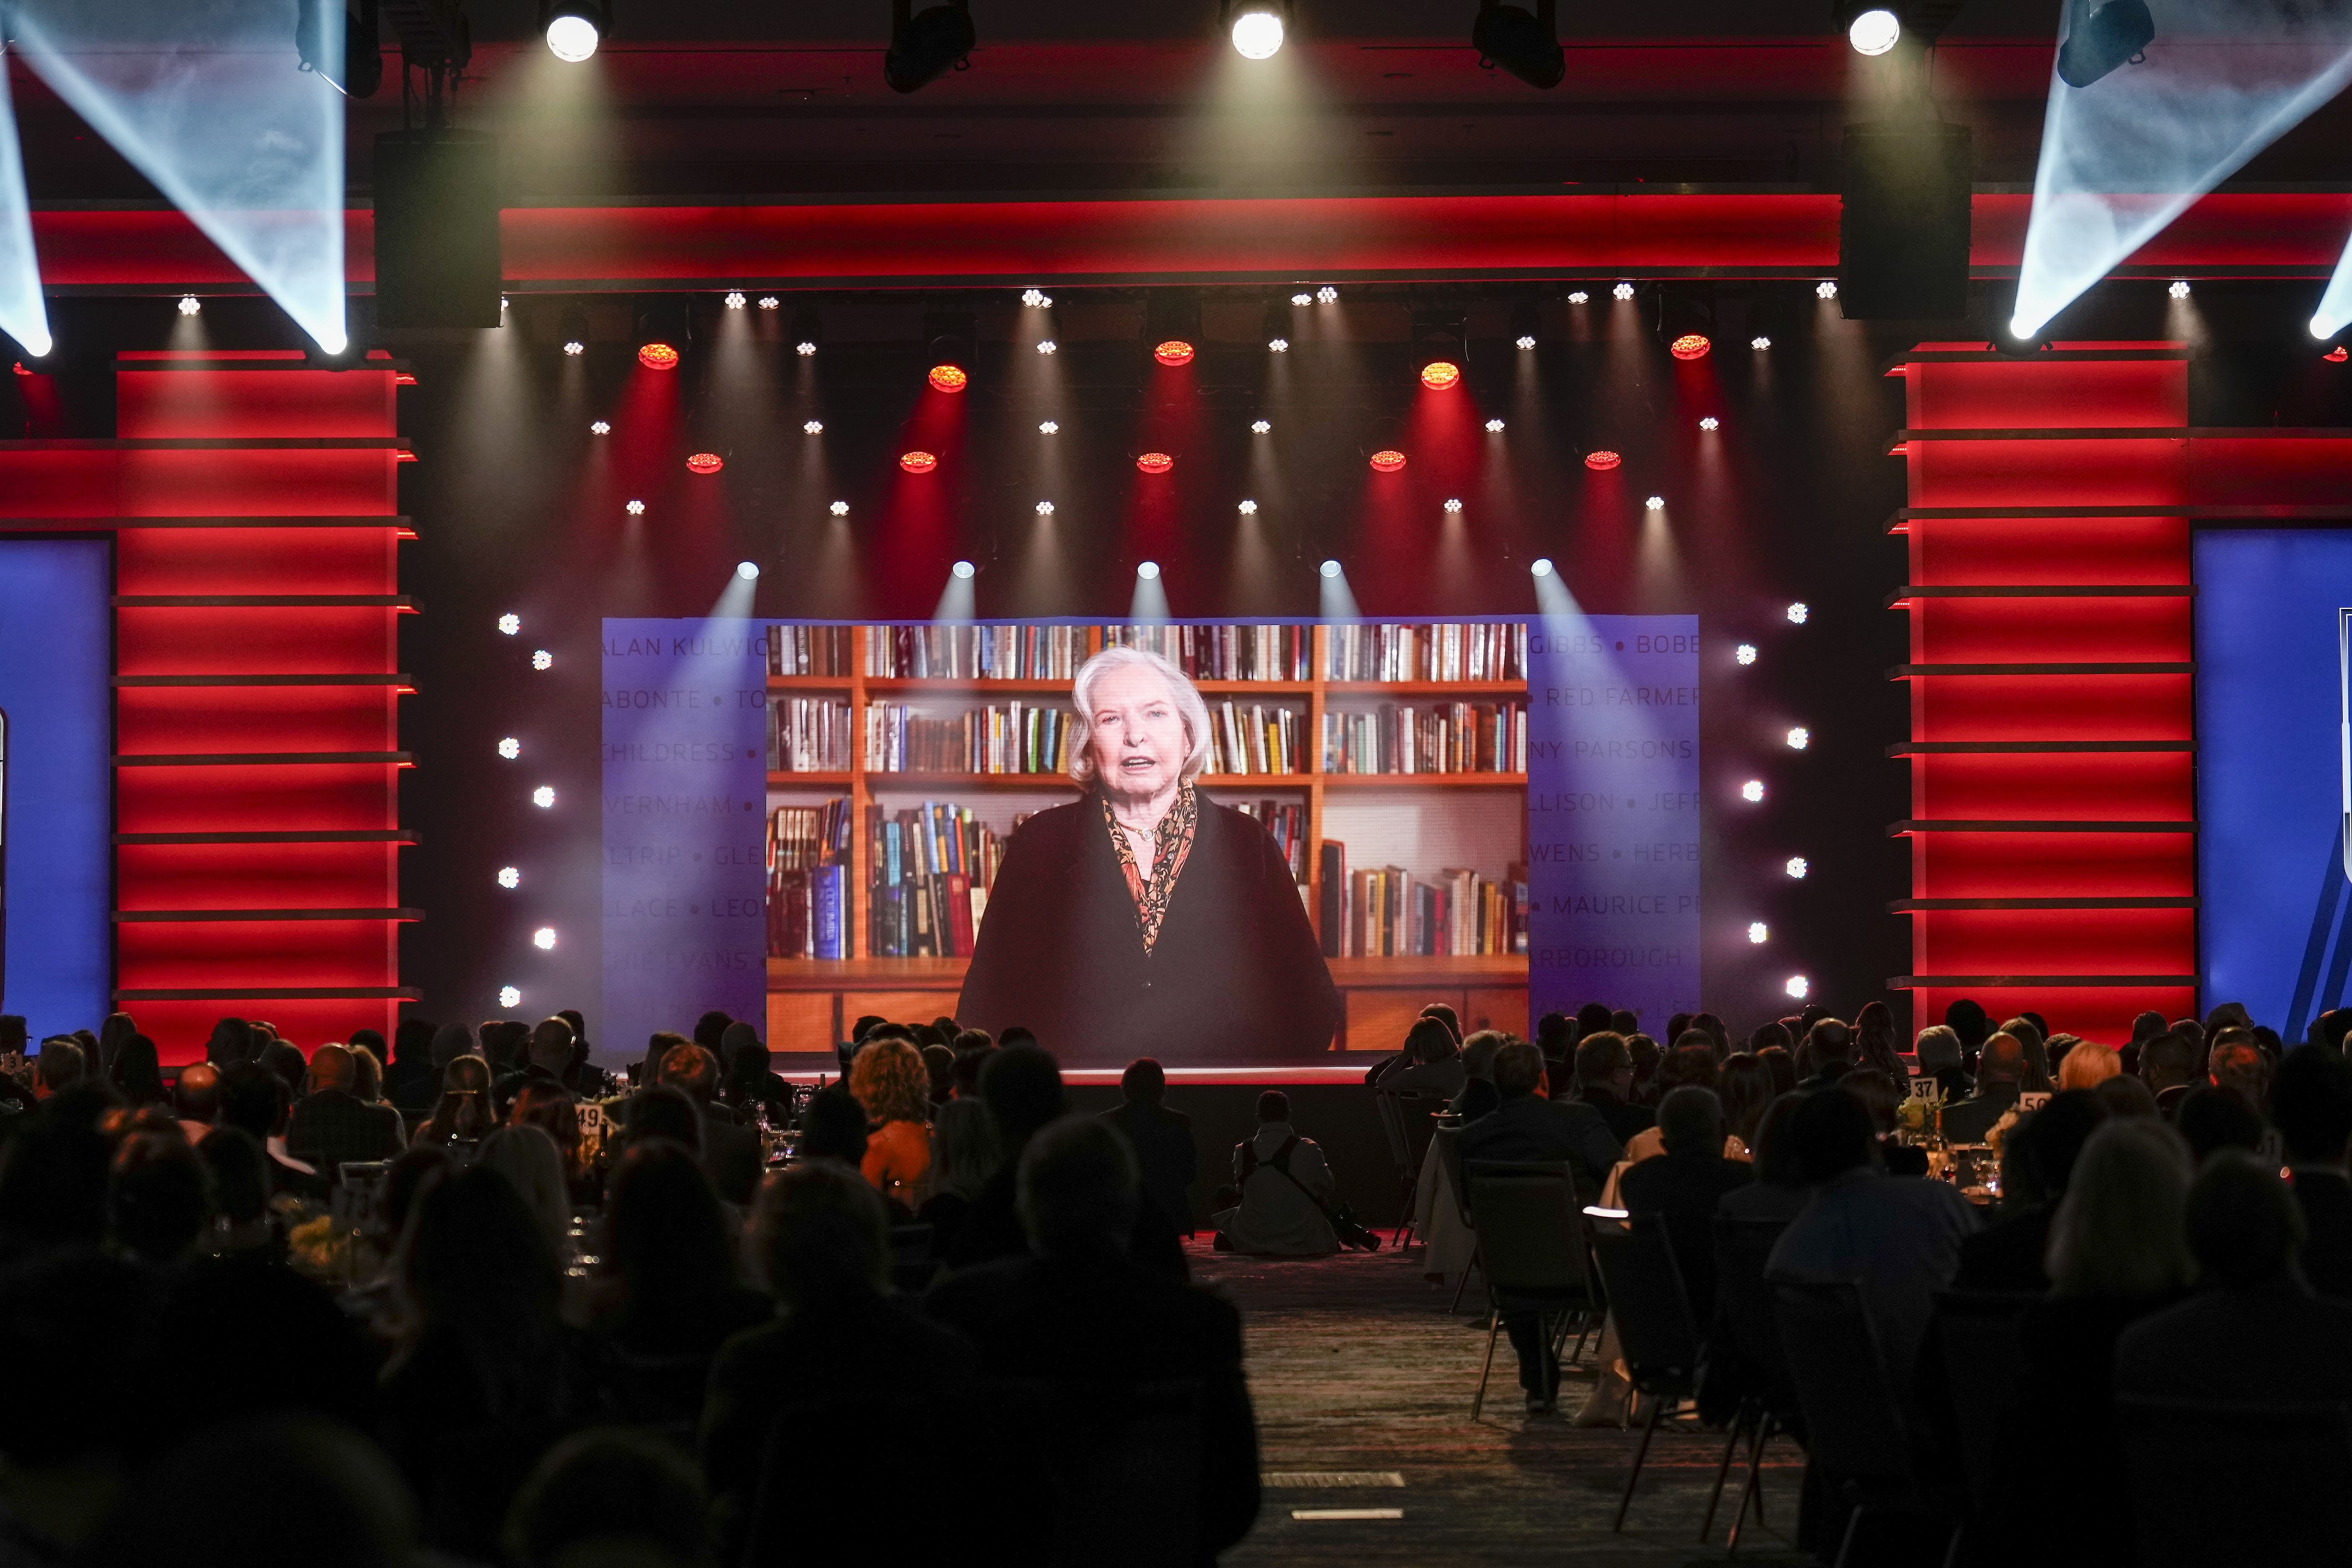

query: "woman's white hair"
left=1068, top=645, right=1212, bottom=787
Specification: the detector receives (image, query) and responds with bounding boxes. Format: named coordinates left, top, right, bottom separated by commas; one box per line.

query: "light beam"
left=0, top=50, right=50, bottom=358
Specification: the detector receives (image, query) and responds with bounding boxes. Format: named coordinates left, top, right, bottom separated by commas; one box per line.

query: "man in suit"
left=284, top=1044, right=404, bottom=1173
left=1940, top=1031, right=2025, bottom=1145
left=1097, top=1057, right=1199, bottom=1236
left=926, top=1117, right=1260, bottom=1562
left=1462, top=1039, right=1622, bottom=1413
left=1952, top=1089, right=2106, bottom=1292
left=2139, top=1030, right=2197, bottom=1116
left=658, top=1043, right=763, bottom=1206
left=2273, top=1043, right=2352, bottom=1300
left=1620, top=1086, right=1752, bottom=1321
left=1571, top=1031, right=1654, bottom=1145
left=2116, top=1150, right=2352, bottom=1401
left=1796, top=1019, right=1855, bottom=1090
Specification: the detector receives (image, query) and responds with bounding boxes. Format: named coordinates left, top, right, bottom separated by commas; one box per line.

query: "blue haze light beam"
left=9, top=0, right=348, bottom=351
left=0, top=49, right=49, bottom=356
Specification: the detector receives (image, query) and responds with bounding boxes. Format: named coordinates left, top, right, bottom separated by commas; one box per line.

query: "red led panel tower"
left=0, top=351, right=413, bottom=1059
left=1890, top=342, right=2352, bottom=1042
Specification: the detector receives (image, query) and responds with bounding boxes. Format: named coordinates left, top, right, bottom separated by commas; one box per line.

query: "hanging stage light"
left=541, top=0, right=609, bottom=62
left=1145, top=289, right=1204, bottom=369
left=1472, top=0, right=1565, bottom=89
left=297, top=0, right=384, bottom=97
left=885, top=0, right=975, bottom=93
left=1840, top=2, right=1901, bottom=55
left=1411, top=305, right=1467, bottom=391
left=2057, top=0, right=2155, bottom=88
left=1223, top=0, right=1290, bottom=59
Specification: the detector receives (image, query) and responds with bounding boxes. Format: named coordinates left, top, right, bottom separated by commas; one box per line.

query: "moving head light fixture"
left=539, top=0, right=609, bottom=62
left=886, top=0, right=976, bottom=93
left=1473, top=0, right=1565, bottom=89
left=1222, top=0, right=1291, bottom=59
left=297, top=0, right=385, bottom=97
left=1833, top=0, right=1967, bottom=57
left=2056, top=0, right=2155, bottom=88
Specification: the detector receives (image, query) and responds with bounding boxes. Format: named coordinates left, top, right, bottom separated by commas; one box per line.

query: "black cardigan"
left=956, top=793, right=1340, bottom=1066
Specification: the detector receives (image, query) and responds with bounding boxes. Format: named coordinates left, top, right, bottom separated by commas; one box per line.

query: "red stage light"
left=9, top=362, right=26, bottom=377
left=1670, top=334, right=1711, bottom=360
left=2330, top=347, right=2349, bottom=363
left=1153, top=340, right=1196, bottom=366
left=928, top=364, right=969, bottom=392
left=686, top=452, right=724, bottom=475
left=1419, top=360, right=1461, bottom=390
left=1136, top=452, right=1174, bottom=475
left=1369, top=450, right=1406, bottom=472
left=1585, top=450, right=1622, bottom=470
left=637, top=342, right=679, bottom=370
left=900, top=451, right=939, bottom=473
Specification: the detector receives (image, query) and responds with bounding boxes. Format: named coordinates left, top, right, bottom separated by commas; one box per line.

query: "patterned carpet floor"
left=1196, top=1242, right=1812, bottom=1567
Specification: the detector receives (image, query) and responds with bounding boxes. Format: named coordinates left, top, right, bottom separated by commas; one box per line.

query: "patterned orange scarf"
left=1102, top=784, right=1198, bottom=954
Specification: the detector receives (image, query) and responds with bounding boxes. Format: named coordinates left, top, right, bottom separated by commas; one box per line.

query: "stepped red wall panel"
left=117, top=527, right=403, bottom=595
left=1910, top=673, right=2194, bottom=742
left=117, top=762, right=407, bottom=833
left=116, top=920, right=402, bottom=989
left=1905, top=356, right=2188, bottom=430
left=115, top=686, right=403, bottom=754
left=0, top=446, right=402, bottom=518
left=1910, top=907, right=2196, bottom=975
left=1904, top=436, right=2188, bottom=509
left=1906, top=597, right=2195, bottom=664
left=1909, top=753, right=2195, bottom=822
left=117, top=369, right=399, bottom=440
left=114, top=606, right=403, bottom=677
left=116, top=843, right=402, bottom=912
left=1906, top=832, right=2196, bottom=898
left=1906, top=516, right=2193, bottom=586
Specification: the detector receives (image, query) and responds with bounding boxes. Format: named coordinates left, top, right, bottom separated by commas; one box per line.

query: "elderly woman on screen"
left=956, top=645, right=1340, bottom=1066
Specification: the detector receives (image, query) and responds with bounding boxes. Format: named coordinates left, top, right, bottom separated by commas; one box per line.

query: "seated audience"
left=2209, top=1035, right=2272, bottom=1107
left=173, top=1061, right=222, bottom=1144
left=919, top=1096, right=1002, bottom=1259
left=1376, top=1017, right=1468, bottom=1098
left=2273, top=1043, right=2352, bottom=1299
left=1940, top=1031, right=2025, bottom=1145
left=2139, top=1029, right=2198, bottom=1114
left=1098, top=1057, right=1199, bottom=1236
left=417, top=1055, right=493, bottom=1152
left=104, top=1034, right=166, bottom=1109
left=1572, top=1031, right=1655, bottom=1144
left=505, top=1428, right=710, bottom=1568
left=1620, top=1085, right=1752, bottom=1320
left=2093, top=1073, right=2160, bottom=1119
left=926, top=1118, right=1259, bottom=1560
left=1626, top=1032, right=1663, bottom=1104
left=1768, top=1088, right=1978, bottom=1376
left=1718, top=1092, right=1811, bottom=1225
left=718, top=1022, right=793, bottom=1126
left=848, top=1034, right=934, bottom=1205
left=2055, top=1038, right=2121, bottom=1091
left=1450, top=1029, right=1507, bottom=1121
left=1952, top=1090, right=2106, bottom=1292
left=106, top=1132, right=211, bottom=1266
left=479, top=1125, right=573, bottom=1264
left=1461, top=1038, right=1621, bottom=1196
left=1716, top=1052, right=1773, bottom=1149
left=2116, top=1151, right=2352, bottom=1403
left=659, top=1043, right=762, bottom=1206
left=286, top=1043, right=406, bottom=1172
left=511, top=1081, right=596, bottom=1207
left=1852, top=1001, right=1907, bottom=1083
left=2175, top=1085, right=2265, bottom=1163
left=794, top=1084, right=867, bottom=1169
left=1213, top=1091, right=1340, bottom=1258
left=1622, top=1046, right=1750, bottom=1163
left=1914, top=1024, right=1968, bottom=1099
left=34, top=1039, right=85, bottom=1100
left=1795, top=1019, right=1855, bottom=1090
left=217, top=1061, right=327, bottom=1201
left=383, top=1018, right=438, bottom=1110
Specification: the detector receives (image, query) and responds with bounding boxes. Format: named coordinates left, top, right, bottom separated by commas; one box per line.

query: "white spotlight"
left=1039, top=420, right=1060, bottom=434
left=2169, top=280, right=2192, bottom=300
left=1036, top=340, right=1057, bottom=354
left=1751, top=335, right=1773, bottom=351
left=1645, top=495, right=1665, bottom=511
left=1816, top=280, right=1839, bottom=299
left=758, top=297, right=780, bottom=310
left=625, top=500, right=645, bottom=516
left=1568, top=290, right=1590, bottom=304
left=533, top=926, right=558, bottom=950
left=1612, top=282, right=1635, bottom=301
left=724, top=291, right=746, bottom=309
left=590, top=420, right=610, bottom=434
left=1317, top=286, right=1338, bottom=304
left=545, top=11, right=600, bottom=61
left=1516, top=334, right=1537, bottom=351
left=1785, top=855, right=1809, bottom=879
left=1747, top=921, right=1769, bottom=944
left=497, top=867, right=520, bottom=890
left=1021, top=288, right=1047, bottom=307
left=736, top=561, right=760, bottom=580
left=1786, top=726, right=1810, bottom=750
left=1785, top=974, right=1811, bottom=1001
left=497, top=737, right=521, bottom=760
left=177, top=294, right=201, bottom=317
left=499, top=985, right=523, bottom=1008
left=532, top=786, right=557, bottom=809
left=1238, top=499, right=1259, bottom=514
left=1320, top=559, right=1343, bottom=578
left=1137, top=560, right=1161, bottom=580
left=1443, top=498, right=1463, bottom=514
left=1530, top=557, right=1555, bottom=577
left=531, top=650, right=554, bottom=671
left=1741, top=779, right=1766, bottom=802
left=830, top=501, right=850, bottom=516
left=497, top=614, right=521, bottom=636
left=1700, top=416, right=1720, bottom=431
left=2314, top=317, right=2337, bottom=340
left=1847, top=6, right=1898, bottom=53
left=796, top=340, right=817, bottom=356
left=1269, top=337, right=1289, bottom=352
left=1735, top=643, right=1757, bottom=665
left=1036, top=500, right=1056, bottom=516
left=1785, top=601, right=1810, bottom=625
left=1291, top=292, right=1313, bottom=307
left=562, top=341, right=585, bottom=356
left=1231, top=5, right=1285, bottom=59
left=1251, top=419, right=1271, bottom=434
left=952, top=560, right=976, bottom=579
left=1486, top=418, right=1506, bottom=432
left=803, top=420, right=824, bottom=434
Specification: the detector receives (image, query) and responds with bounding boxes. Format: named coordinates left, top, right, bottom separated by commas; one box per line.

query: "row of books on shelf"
left=1101, top=623, right=1312, bottom=682
left=864, top=702, right=1075, bottom=776
left=1207, top=701, right=1308, bottom=776
left=863, top=624, right=1090, bottom=681
left=1322, top=703, right=1528, bottom=776
left=772, top=698, right=856, bottom=774
left=1317, top=844, right=1530, bottom=957
left=767, top=802, right=854, bottom=958
left=1325, top=622, right=1529, bottom=684
left=769, top=625, right=859, bottom=678
left=869, top=802, right=1012, bottom=958
left=1231, top=799, right=1311, bottom=884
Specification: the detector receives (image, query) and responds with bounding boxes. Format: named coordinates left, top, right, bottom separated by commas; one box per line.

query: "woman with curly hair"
left=848, top=1035, right=932, bottom=1203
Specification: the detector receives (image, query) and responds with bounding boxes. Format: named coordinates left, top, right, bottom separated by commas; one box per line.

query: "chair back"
left=889, top=1221, right=938, bottom=1294
left=1711, top=1215, right=1797, bottom=1414
left=1372, top=1088, right=1413, bottom=1176
left=1463, top=1162, right=1591, bottom=1302
left=996, top=1377, right=1204, bottom=1568
left=1931, top=1289, right=2034, bottom=1518
left=2117, top=1395, right=2352, bottom=1568
left=1591, top=1219, right=1701, bottom=1390
left=1434, top=1121, right=1473, bottom=1228
left=1771, top=1278, right=1920, bottom=1490
left=748, top=1392, right=965, bottom=1563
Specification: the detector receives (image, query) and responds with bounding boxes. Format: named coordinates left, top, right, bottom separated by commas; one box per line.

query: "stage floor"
left=1198, top=1240, right=1808, bottom=1567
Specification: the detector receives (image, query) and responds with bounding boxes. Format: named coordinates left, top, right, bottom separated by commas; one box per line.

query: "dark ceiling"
left=11, top=0, right=2349, bottom=205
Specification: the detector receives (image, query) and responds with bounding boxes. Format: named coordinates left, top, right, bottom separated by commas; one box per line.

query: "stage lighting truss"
left=1486, top=418, right=1506, bottom=432
left=1785, top=856, right=1809, bottom=879
left=178, top=295, right=201, bottom=317
left=1037, top=340, right=1057, bottom=354
left=1735, top=643, right=1757, bottom=665
left=885, top=0, right=977, bottom=93
left=533, top=786, right=557, bottom=808
left=500, top=985, right=523, bottom=1008
left=532, top=649, right=554, bottom=671
left=1748, top=921, right=1769, bottom=944
left=498, top=737, right=521, bottom=760
left=804, top=420, right=824, bottom=434
left=534, top=927, right=557, bottom=950
left=542, top=0, right=608, bottom=62
left=1224, top=0, right=1290, bottom=58
left=590, top=420, right=610, bottom=434
left=497, top=867, right=521, bottom=890
left=724, top=291, right=746, bottom=309
left=498, top=614, right=521, bottom=636
left=1741, top=780, right=1766, bottom=802
left=830, top=501, right=851, bottom=516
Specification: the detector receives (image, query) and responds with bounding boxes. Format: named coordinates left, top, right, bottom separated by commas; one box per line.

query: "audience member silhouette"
left=1620, top=1085, right=1752, bottom=1321
left=1099, top=1057, right=1199, bottom=1236
left=505, top=1427, right=712, bottom=1568
left=920, top=1096, right=1003, bottom=1259
left=2273, top=1043, right=2352, bottom=1299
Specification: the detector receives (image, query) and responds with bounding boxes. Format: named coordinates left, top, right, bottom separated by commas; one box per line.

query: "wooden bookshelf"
left=764, top=624, right=1532, bottom=1051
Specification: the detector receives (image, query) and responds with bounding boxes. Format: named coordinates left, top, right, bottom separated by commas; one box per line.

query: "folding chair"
left=1708, top=1215, right=1798, bottom=1552
left=1932, top=1289, right=2035, bottom=1560
left=2117, top=1395, right=2352, bottom=1568
left=1591, top=1216, right=1703, bottom=1532
left=1460, top=1161, right=1600, bottom=1418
